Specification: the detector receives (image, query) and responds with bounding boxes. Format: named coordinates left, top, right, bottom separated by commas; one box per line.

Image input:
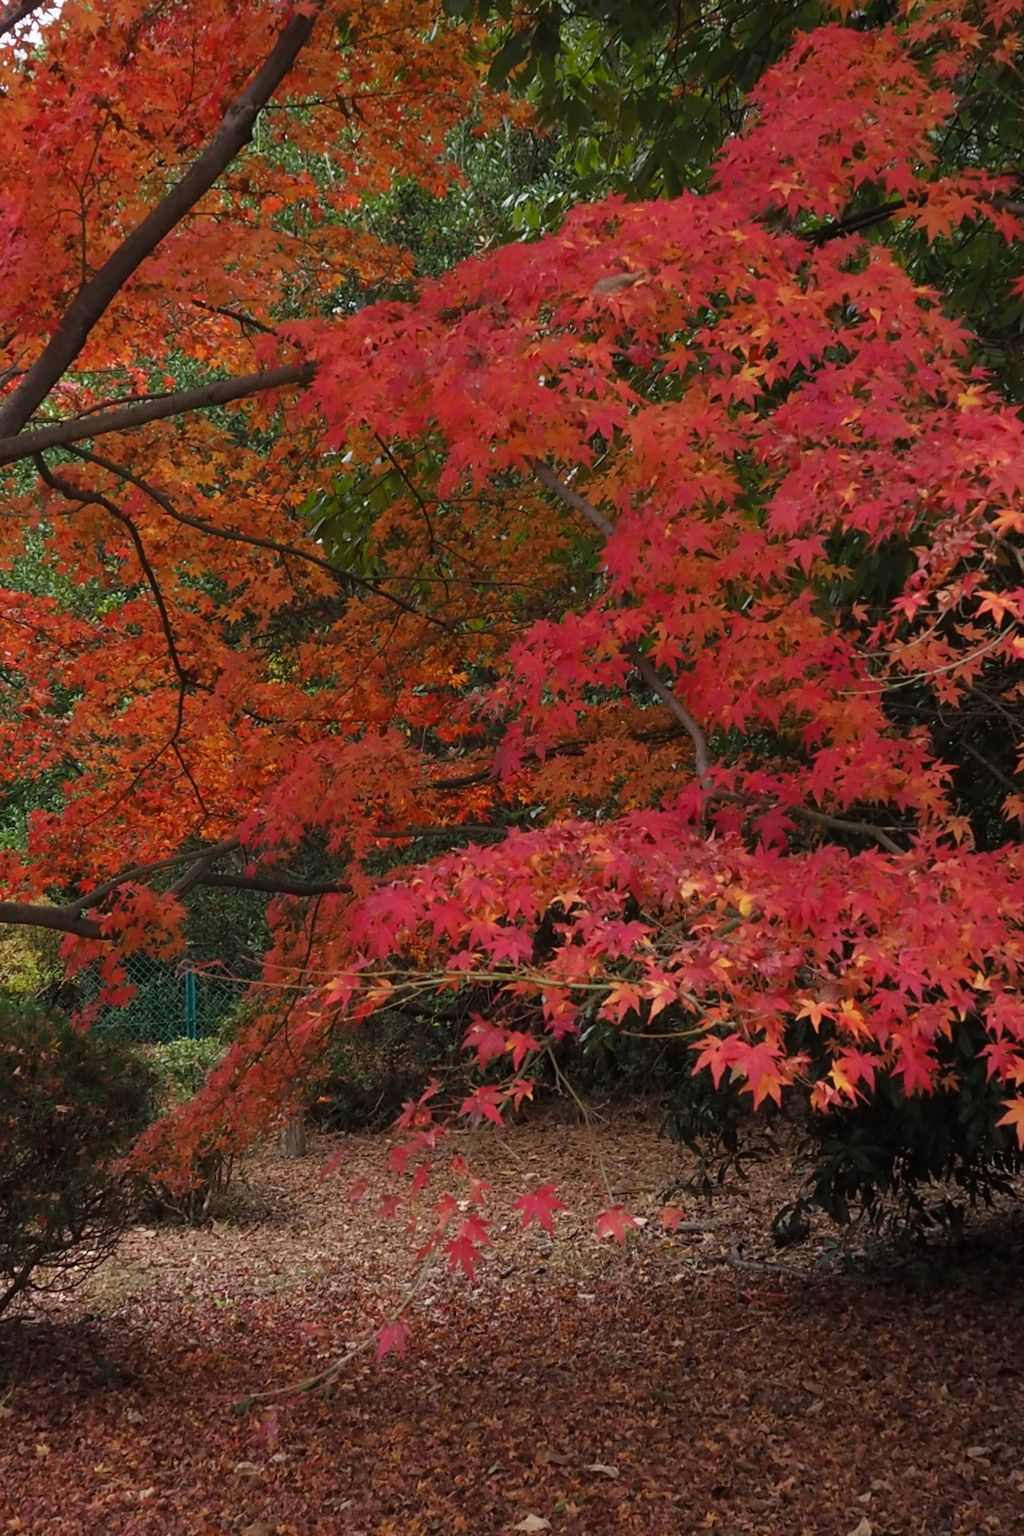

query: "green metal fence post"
left=184, top=964, right=197, bottom=1040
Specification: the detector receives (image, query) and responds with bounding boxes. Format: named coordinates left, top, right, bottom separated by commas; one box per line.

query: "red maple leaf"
left=376, top=1319, right=411, bottom=1361
left=594, top=1205, right=639, bottom=1244
left=514, top=1183, right=568, bottom=1234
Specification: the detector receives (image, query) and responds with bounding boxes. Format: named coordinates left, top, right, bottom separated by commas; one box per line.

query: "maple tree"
left=3, top=0, right=1024, bottom=1288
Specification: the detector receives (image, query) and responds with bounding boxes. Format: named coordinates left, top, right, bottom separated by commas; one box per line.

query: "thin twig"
left=249, top=1261, right=439, bottom=1401
left=66, top=446, right=445, bottom=628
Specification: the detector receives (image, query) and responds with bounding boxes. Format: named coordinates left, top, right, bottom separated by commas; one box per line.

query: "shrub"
left=137, top=1036, right=236, bottom=1225
left=661, top=1010, right=1024, bottom=1239
left=310, top=1007, right=467, bottom=1132
left=0, top=999, right=155, bottom=1316
left=795, top=1015, right=1024, bottom=1233
left=145, top=1036, right=225, bottom=1106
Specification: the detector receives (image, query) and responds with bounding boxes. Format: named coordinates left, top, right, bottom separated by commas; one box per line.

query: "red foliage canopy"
left=2, top=0, right=1024, bottom=1265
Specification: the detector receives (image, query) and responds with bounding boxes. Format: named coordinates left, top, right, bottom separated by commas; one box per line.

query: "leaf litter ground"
left=2, top=1107, right=1024, bottom=1535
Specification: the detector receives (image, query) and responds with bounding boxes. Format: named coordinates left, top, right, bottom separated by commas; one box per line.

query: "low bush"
left=0, top=999, right=155, bottom=1316
left=137, top=1036, right=235, bottom=1225
left=795, top=1015, right=1024, bottom=1233
left=662, top=1010, right=1024, bottom=1239
left=145, top=1036, right=226, bottom=1106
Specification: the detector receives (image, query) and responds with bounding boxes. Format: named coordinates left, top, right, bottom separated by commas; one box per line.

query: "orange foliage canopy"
left=3, top=0, right=1024, bottom=1243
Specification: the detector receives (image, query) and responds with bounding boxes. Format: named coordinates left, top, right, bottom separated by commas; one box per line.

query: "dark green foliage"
left=797, top=1017, right=1024, bottom=1232
left=0, top=1000, right=154, bottom=1316
left=310, top=1007, right=468, bottom=1131
left=658, top=1010, right=1024, bottom=1234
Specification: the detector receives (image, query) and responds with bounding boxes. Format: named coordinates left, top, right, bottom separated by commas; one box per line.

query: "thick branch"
left=0, top=6, right=322, bottom=438
left=0, top=365, right=313, bottom=465
left=65, top=838, right=241, bottom=912
left=532, top=459, right=616, bottom=538
left=0, top=0, right=45, bottom=37
left=199, top=872, right=349, bottom=896
left=791, top=806, right=903, bottom=855
left=806, top=198, right=907, bottom=247
left=0, top=902, right=102, bottom=939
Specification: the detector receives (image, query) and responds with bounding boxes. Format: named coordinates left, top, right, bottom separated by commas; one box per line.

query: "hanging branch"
left=532, top=459, right=904, bottom=852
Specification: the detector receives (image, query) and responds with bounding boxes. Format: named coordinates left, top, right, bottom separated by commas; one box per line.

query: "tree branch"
left=35, top=455, right=192, bottom=693
left=0, top=365, right=313, bottom=465
left=790, top=806, right=903, bottom=855
left=65, top=445, right=447, bottom=629
left=625, top=645, right=712, bottom=783
left=531, top=459, right=904, bottom=848
left=806, top=198, right=907, bottom=247
left=0, top=902, right=102, bottom=939
left=0, top=0, right=46, bottom=38
left=198, top=872, right=350, bottom=896
left=64, top=838, right=241, bottom=912
left=532, top=459, right=616, bottom=538
left=0, top=5, right=323, bottom=438
left=532, top=460, right=712, bottom=782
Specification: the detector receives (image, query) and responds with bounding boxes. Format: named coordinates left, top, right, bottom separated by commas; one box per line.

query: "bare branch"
left=64, top=838, right=241, bottom=913
left=0, top=364, right=312, bottom=465
left=0, top=5, right=323, bottom=437
left=791, top=806, right=903, bottom=855
left=35, top=456, right=191, bottom=691
left=960, top=739, right=1021, bottom=798
left=806, top=198, right=907, bottom=248
left=532, top=459, right=616, bottom=538
left=199, top=872, right=350, bottom=896
left=191, top=299, right=277, bottom=336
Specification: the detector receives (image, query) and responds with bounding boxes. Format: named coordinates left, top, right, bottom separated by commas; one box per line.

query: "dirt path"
left=2, top=1111, right=1023, bottom=1534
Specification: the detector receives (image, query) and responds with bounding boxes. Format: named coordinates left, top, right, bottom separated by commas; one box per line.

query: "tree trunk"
left=278, top=1113, right=307, bottom=1158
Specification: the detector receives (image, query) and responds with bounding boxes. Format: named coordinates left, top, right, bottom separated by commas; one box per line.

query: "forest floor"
left=2, top=1104, right=1024, bottom=1536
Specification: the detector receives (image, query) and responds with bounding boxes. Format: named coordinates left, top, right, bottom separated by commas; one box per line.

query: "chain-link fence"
left=87, top=954, right=249, bottom=1044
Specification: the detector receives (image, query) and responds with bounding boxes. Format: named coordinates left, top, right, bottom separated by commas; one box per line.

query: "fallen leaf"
left=512, top=1517, right=552, bottom=1532
left=586, top=1462, right=619, bottom=1478
left=846, top=1520, right=873, bottom=1536
left=592, top=270, right=647, bottom=296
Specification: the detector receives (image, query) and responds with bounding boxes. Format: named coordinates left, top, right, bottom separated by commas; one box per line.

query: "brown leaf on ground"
left=3, top=1109, right=1024, bottom=1535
